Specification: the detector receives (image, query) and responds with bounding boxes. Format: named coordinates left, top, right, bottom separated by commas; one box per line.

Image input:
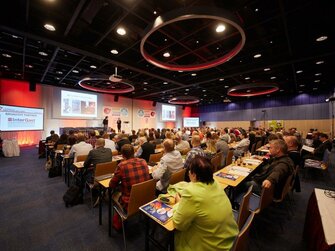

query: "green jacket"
left=173, top=181, right=238, bottom=251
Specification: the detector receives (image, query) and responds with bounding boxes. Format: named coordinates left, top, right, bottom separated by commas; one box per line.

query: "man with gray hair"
left=152, top=139, right=184, bottom=193
left=184, top=135, right=206, bottom=181
left=249, top=139, right=294, bottom=199
left=134, top=136, right=155, bottom=162
left=175, top=133, right=191, bottom=152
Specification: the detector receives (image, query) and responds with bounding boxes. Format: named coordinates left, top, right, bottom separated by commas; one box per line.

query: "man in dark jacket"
left=250, top=139, right=294, bottom=199
left=135, top=136, right=155, bottom=163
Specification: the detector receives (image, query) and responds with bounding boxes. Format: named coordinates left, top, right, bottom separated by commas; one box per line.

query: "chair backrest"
left=255, top=141, right=263, bottom=151
left=179, top=148, right=191, bottom=156
left=95, top=161, right=117, bottom=177
left=250, top=143, right=256, bottom=155
left=258, top=184, right=274, bottom=213
left=149, top=152, right=163, bottom=163
left=322, top=149, right=330, bottom=167
left=211, top=153, right=222, bottom=172
left=237, top=185, right=253, bottom=230
left=169, top=169, right=187, bottom=185
left=127, top=179, right=156, bottom=217
left=56, top=144, right=65, bottom=150
left=76, top=155, right=87, bottom=162
left=273, top=173, right=294, bottom=203
left=231, top=212, right=255, bottom=251
left=226, top=150, right=234, bottom=166
left=112, top=150, right=119, bottom=156
left=155, top=143, right=163, bottom=149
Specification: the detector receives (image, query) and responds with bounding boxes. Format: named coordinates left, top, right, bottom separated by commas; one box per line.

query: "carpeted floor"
left=0, top=146, right=334, bottom=251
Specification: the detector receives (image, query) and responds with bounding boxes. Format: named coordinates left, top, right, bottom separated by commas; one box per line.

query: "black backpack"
left=63, top=185, right=83, bottom=207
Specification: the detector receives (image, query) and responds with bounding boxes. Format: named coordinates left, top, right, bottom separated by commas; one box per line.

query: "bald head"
left=284, top=136, right=298, bottom=150
left=163, top=139, right=175, bottom=152
left=191, top=135, right=201, bottom=147
left=95, top=138, right=105, bottom=148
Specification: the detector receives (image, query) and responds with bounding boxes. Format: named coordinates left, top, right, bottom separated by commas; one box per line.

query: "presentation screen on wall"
left=0, top=105, right=44, bottom=131
left=183, top=117, right=200, bottom=127
left=61, top=90, right=97, bottom=118
left=162, top=105, right=176, bottom=121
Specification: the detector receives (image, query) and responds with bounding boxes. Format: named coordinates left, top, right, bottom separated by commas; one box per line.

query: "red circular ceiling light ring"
left=140, top=7, right=246, bottom=71
left=168, top=96, right=200, bottom=104
left=78, top=77, right=135, bottom=94
left=227, top=83, right=279, bottom=97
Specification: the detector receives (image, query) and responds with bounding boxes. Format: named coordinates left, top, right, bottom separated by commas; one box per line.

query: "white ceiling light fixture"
left=153, top=11, right=157, bottom=15
left=270, top=76, right=276, bottom=79
left=316, top=61, right=324, bottom=65
left=56, top=71, right=63, bottom=75
left=316, top=36, right=328, bottom=42
left=25, top=64, right=33, bottom=68
left=163, top=52, right=170, bottom=58
left=253, top=53, right=262, bottom=58
left=39, top=51, right=48, bottom=56
left=216, top=24, right=226, bottom=33
left=2, top=53, right=12, bottom=58
left=163, top=82, right=168, bottom=85
left=314, top=80, right=320, bottom=83
left=191, top=73, right=197, bottom=76
left=110, top=49, right=119, bottom=55
left=44, top=23, right=56, bottom=31
left=244, top=77, right=250, bottom=80
left=90, top=65, right=97, bottom=69
left=72, top=70, right=79, bottom=73
left=116, top=27, right=126, bottom=36
left=296, top=70, right=303, bottom=74
left=143, top=82, right=148, bottom=85
left=219, top=78, right=224, bottom=81
left=264, top=68, right=271, bottom=71
left=315, top=73, right=322, bottom=76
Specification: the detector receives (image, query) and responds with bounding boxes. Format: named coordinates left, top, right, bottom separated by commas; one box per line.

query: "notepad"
left=140, top=200, right=173, bottom=224
left=228, top=166, right=252, bottom=177
left=216, top=172, right=239, bottom=181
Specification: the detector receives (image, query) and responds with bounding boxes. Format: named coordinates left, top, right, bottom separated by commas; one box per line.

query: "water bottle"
left=232, top=156, right=236, bottom=164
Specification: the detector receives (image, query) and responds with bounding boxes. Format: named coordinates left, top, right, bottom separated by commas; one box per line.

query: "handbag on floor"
left=63, top=185, right=83, bottom=207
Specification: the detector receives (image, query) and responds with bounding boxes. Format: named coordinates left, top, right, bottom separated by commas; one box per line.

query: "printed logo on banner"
left=112, top=108, right=121, bottom=117
left=120, top=107, right=128, bottom=117
left=137, top=109, right=144, bottom=117
left=103, top=106, right=112, bottom=115
left=150, top=111, right=156, bottom=118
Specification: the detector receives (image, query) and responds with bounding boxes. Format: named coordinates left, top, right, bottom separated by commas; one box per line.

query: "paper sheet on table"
left=228, top=166, right=252, bottom=177
left=302, top=145, right=314, bottom=153
left=244, top=158, right=262, bottom=165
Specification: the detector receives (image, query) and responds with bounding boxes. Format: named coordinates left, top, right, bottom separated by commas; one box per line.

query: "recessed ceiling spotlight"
left=316, top=61, right=324, bottom=65
left=143, top=82, right=148, bottom=85
left=280, top=89, right=284, bottom=92
left=204, top=94, right=207, bottom=96
left=11, top=35, right=19, bottom=38
left=264, top=68, right=271, bottom=71
left=270, top=41, right=273, bottom=44
left=163, top=52, right=170, bottom=58
left=240, top=60, right=243, bottom=63
left=2, top=53, right=12, bottom=58
left=39, top=51, right=48, bottom=56
left=246, top=90, right=251, bottom=93
left=270, top=76, right=276, bottom=79
left=153, top=10, right=157, bottom=15
left=191, top=73, right=197, bottom=76
left=164, top=38, right=167, bottom=42
left=296, top=70, right=303, bottom=74
left=25, top=64, right=33, bottom=68
left=244, top=77, right=250, bottom=80
left=255, top=8, right=259, bottom=12
left=116, top=27, right=126, bottom=36
left=72, top=70, right=79, bottom=73
left=185, top=89, right=189, bottom=91
left=44, top=23, right=56, bottom=31
left=216, top=47, right=220, bottom=50
left=314, top=80, right=320, bottom=83
left=110, top=49, right=119, bottom=55
left=315, top=73, right=322, bottom=76
left=219, top=78, right=224, bottom=81
left=178, top=70, right=183, bottom=73
left=313, top=87, right=318, bottom=90
left=202, top=90, right=206, bottom=92
left=144, top=88, right=147, bottom=91
left=163, top=82, right=168, bottom=85
left=316, top=36, right=328, bottom=42
left=216, top=24, right=226, bottom=33
left=253, top=54, right=262, bottom=58
left=55, top=77, right=60, bottom=80
left=224, top=85, right=229, bottom=88
left=267, top=95, right=270, bottom=97
left=196, top=40, right=199, bottom=44
left=90, top=65, right=97, bottom=69
left=132, top=91, right=135, bottom=94
left=56, top=71, right=63, bottom=74
left=299, top=84, right=305, bottom=87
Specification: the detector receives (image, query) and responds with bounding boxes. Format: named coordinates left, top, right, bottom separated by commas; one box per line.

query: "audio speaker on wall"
left=153, top=101, right=157, bottom=107
left=114, top=95, right=119, bottom=102
left=29, top=80, right=36, bottom=92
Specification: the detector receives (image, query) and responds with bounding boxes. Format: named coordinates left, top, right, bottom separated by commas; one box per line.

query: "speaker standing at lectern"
left=103, top=116, right=108, bottom=132
left=117, top=117, right=121, bottom=132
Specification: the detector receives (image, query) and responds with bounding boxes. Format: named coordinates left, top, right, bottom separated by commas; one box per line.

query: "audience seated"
left=175, top=133, right=190, bottom=152
left=134, top=136, right=155, bottom=163
left=233, top=132, right=250, bottom=157
left=184, top=135, right=206, bottom=182
left=69, top=133, right=93, bottom=162
left=152, top=139, right=184, bottom=194
left=284, top=135, right=301, bottom=192
left=102, top=133, right=116, bottom=151
left=173, top=156, right=238, bottom=251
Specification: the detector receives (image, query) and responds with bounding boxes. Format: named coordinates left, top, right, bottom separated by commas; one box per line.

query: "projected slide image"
left=162, top=105, right=176, bottom=121
left=61, top=90, right=97, bottom=117
left=183, top=117, right=199, bottom=127
left=0, top=105, right=44, bottom=131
